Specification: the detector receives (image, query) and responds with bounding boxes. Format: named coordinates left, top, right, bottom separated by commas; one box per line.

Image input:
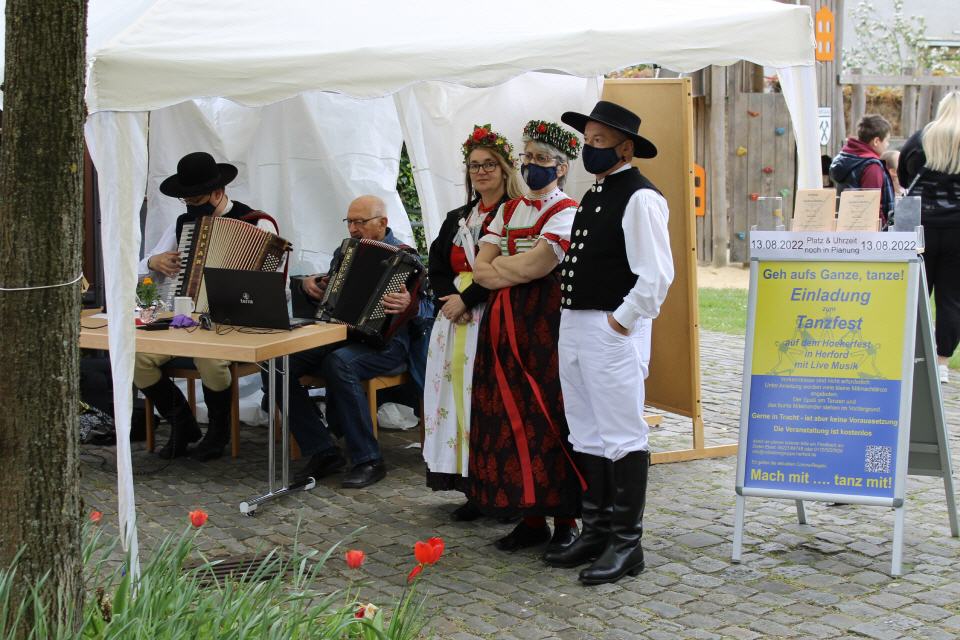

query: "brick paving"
left=80, top=329, right=960, bottom=639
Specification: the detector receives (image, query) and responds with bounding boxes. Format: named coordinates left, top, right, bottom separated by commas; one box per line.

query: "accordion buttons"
left=577, top=206, right=583, bottom=212
left=578, top=243, right=584, bottom=250
left=561, top=269, right=566, bottom=276
left=583, top=230, right=588, bottom=236
left=572, top=256, right=578, bottom=263
left=564, top=255, right=570, bottom=263
left=575, top=229, right=581, bottom=236
left=590, top=186, right=596, bottom=192
left=568, top=270, right=574, bottom=278
left=597, top=186, right=603, bottom=193
left=595, top=206, right=601, bottom=213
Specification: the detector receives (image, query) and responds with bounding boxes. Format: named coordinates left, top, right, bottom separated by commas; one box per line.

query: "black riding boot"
left=190, top=385, right=232, bottom=461
left=141, top=377, right=201, bottom=459
left=579, top=450, right=649, bottom=585
left=543, top=453, right=612, bottom=567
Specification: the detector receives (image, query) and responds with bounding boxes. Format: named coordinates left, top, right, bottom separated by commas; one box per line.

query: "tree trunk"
left=0, top=0, right=87, bottom=634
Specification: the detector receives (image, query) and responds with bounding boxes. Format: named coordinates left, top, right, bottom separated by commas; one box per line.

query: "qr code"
left=864, top=445, right=892, bottom=474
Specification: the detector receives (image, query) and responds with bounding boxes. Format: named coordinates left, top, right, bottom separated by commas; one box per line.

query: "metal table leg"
left=240, top=356, right=315, bottom=514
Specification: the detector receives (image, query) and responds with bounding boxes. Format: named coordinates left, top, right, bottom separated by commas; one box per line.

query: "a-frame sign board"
left=731, top=230, right=958, bottom=576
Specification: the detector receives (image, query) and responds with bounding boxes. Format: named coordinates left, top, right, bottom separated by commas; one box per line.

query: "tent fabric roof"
left=83, top=0, right=814, bottom=113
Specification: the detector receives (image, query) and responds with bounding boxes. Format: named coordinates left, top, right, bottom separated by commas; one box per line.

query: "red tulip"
left=345, top=549, right=365, bottom=569
left=407, top=564, right=423, bottom=583
left=427, top=536, right=445, bottom=560
left=89, top=510, right=102, bottom=523
left=414, top=537, right=444, bottom=565
left=188, top=509, right=208, bottom=528
left=355, top=603, right=378, bottom=619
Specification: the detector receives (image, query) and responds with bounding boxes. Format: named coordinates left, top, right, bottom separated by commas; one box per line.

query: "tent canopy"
left=83, top=0, right=814, bottom=112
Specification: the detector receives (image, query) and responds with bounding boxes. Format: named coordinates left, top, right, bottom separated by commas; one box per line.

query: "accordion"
left=159, top=215, right=291, bottom=313
left=315, top=238, right=423, bottom=345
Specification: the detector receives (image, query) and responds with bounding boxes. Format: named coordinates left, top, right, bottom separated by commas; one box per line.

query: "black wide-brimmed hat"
left=561, top=100, right=657, bottom=159
left=159, top=152, right=238, bottom=198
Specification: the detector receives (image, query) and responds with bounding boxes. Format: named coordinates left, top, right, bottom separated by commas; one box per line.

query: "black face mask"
left=186, top=202, right=217, bottom=217
left=521, top=163, right=558, bottom=191
left=582, top=144, right=622, bottom=175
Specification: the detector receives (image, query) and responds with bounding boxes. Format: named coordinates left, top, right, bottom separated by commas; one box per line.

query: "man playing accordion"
left=136, top=151, right=279, bottom=461
left=267, top=195, right=431, bottom=489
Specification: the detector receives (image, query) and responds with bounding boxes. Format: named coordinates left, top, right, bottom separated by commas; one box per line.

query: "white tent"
left=4, top=0, right=818, bottom=566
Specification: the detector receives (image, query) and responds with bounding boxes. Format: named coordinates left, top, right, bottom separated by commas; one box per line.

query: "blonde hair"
left=921, top=91, right=960, bottom=174
left=464, top=147, right=526, bottom=204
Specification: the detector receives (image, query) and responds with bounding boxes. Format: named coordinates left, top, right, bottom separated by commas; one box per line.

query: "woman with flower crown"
left=423, top=125, right=526, bottom=521
left=469, top=120, right=586, bottom=553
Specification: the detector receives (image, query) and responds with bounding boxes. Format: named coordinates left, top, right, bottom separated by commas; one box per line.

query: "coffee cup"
left=174, top=296, right=195, bottom=316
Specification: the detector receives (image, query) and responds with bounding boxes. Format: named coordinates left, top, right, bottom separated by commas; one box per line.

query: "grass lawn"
left=697, top=287, right=960, bottom=369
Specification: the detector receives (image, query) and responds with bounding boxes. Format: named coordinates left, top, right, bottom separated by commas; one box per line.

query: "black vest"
left=559, top=167, right=660, bottom=312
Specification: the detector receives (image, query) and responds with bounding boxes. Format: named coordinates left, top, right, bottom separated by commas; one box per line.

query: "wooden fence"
left=843, top=72, right=960, bottom=138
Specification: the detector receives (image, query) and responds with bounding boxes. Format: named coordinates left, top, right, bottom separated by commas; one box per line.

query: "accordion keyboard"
left=157, top=220, right=196, bottom=307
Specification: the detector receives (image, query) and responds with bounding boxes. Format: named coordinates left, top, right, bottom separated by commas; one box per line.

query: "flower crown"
left=462, top=124, right=516, bottom=166
left=523, top=120, right=581, bottom=159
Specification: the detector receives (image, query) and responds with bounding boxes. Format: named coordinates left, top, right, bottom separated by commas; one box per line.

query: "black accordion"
left=315, top=238, right=423, bottom=346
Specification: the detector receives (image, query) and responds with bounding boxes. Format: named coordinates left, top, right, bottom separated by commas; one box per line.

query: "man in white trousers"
left=544, top=101, right=674, bottom=585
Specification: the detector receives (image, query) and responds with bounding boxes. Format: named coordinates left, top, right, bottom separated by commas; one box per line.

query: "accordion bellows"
left=319, top=238, right=423, bottom=345
left=160, top=216, right=291, bottom=313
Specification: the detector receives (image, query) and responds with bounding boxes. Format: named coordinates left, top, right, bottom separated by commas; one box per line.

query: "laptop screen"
left=203, top=268, right=292, bottom=330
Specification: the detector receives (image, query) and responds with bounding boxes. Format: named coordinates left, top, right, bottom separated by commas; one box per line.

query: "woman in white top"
left=423, top=125, right=524, bottom=520
left=468, top=120, right=586, bottom=554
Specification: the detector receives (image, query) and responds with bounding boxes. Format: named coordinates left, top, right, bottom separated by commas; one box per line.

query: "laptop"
left=203, top=268, right=315, bottom=330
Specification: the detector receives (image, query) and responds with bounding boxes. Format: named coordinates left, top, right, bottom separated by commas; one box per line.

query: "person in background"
left=904, top=91, right=960, bottom=384
left=881, top=149, right=905, bottom=196
left=829, top=114, right=896, bottom=226
left=545, top=100, right=673, bottom=585
left=469, top=119, right=584, bottom=555
left=422, top=125, right=524, bottom=520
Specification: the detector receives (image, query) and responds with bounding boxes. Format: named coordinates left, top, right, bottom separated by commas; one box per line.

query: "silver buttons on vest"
left=595, top=206, right=601, bottom=212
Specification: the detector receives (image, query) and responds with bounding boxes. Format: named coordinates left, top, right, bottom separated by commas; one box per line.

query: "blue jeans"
left=265, top=333, right=409, bottom=465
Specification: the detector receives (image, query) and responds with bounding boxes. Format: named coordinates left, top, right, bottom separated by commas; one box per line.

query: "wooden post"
left=850, top=67, right=866, bottom=133
left=709, top=65, right=728, bottom=267
left=901, top=67, right=917, bottom=137
left=916, top=81, right=933, bottom=132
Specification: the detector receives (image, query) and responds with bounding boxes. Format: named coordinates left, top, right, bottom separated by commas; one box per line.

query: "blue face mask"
left=521, top=163, right=558, bottom=191
left=582, top=144, right=622, bottom=175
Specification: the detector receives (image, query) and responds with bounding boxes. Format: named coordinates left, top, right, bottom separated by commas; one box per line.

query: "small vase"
left=138, top=303, right=160, bottom=324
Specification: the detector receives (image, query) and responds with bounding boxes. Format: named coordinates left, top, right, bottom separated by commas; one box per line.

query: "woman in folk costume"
left=469, top=120, right=586, bottom=552
left=423, top=125, right=526, bottom=521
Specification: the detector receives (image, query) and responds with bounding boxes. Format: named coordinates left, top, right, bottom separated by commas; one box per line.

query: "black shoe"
left=341, top=459, right=386, bottom=489
left=299, top=449, right=346, bottom=481
left=141, top=377, right=202, bottom=459
left=190, top=385, right=231, bottom=461
left=543, top=522, right=579, bottom=557
left=494, top=521, right=551, bottom=552
left=450, top=501, right=482, bottom=522
left=579, top=450, right=649, bottom=585
left=544, top=453, right=612, bottom=568
left=156, top=429, right=201, bottom=459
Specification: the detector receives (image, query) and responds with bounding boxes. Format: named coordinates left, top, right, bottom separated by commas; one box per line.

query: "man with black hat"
left=136, top=151, right=276, bottom=461
left=542, top=101, right=674, bottom=584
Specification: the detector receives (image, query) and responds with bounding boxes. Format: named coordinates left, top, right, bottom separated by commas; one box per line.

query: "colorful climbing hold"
left=779, top=188, right=791, bottom=199
left=749, top=193, right=760, bottom=201
left=736, top=146, right=748, bottom=157
left=762, top=166, right=774, bottom=174
left=747, top=110, right=760, bottom=117
left=774, top=127, right=786, bottom=136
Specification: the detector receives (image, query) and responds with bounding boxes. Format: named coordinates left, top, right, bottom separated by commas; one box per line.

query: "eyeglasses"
left=519, top=152, right=559, bottom=166
left=466, top=161, right=500, bottom=174
left=179, top=194, right=210, bottom=205
left=342, top=215, right=384, bottom=226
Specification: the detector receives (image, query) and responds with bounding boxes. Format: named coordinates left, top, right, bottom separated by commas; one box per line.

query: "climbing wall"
left=727, top=92, right=796, bottom=263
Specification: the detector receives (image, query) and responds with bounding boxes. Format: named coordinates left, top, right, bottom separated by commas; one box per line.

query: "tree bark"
left=0, top=0, right=87, bottom=634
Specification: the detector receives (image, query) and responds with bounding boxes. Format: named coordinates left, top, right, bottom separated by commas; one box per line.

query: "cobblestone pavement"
left=80, top=330, right=960, bottom=639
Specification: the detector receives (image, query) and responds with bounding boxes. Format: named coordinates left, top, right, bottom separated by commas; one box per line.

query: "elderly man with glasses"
left=271, top=195, right=431, bottom=488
